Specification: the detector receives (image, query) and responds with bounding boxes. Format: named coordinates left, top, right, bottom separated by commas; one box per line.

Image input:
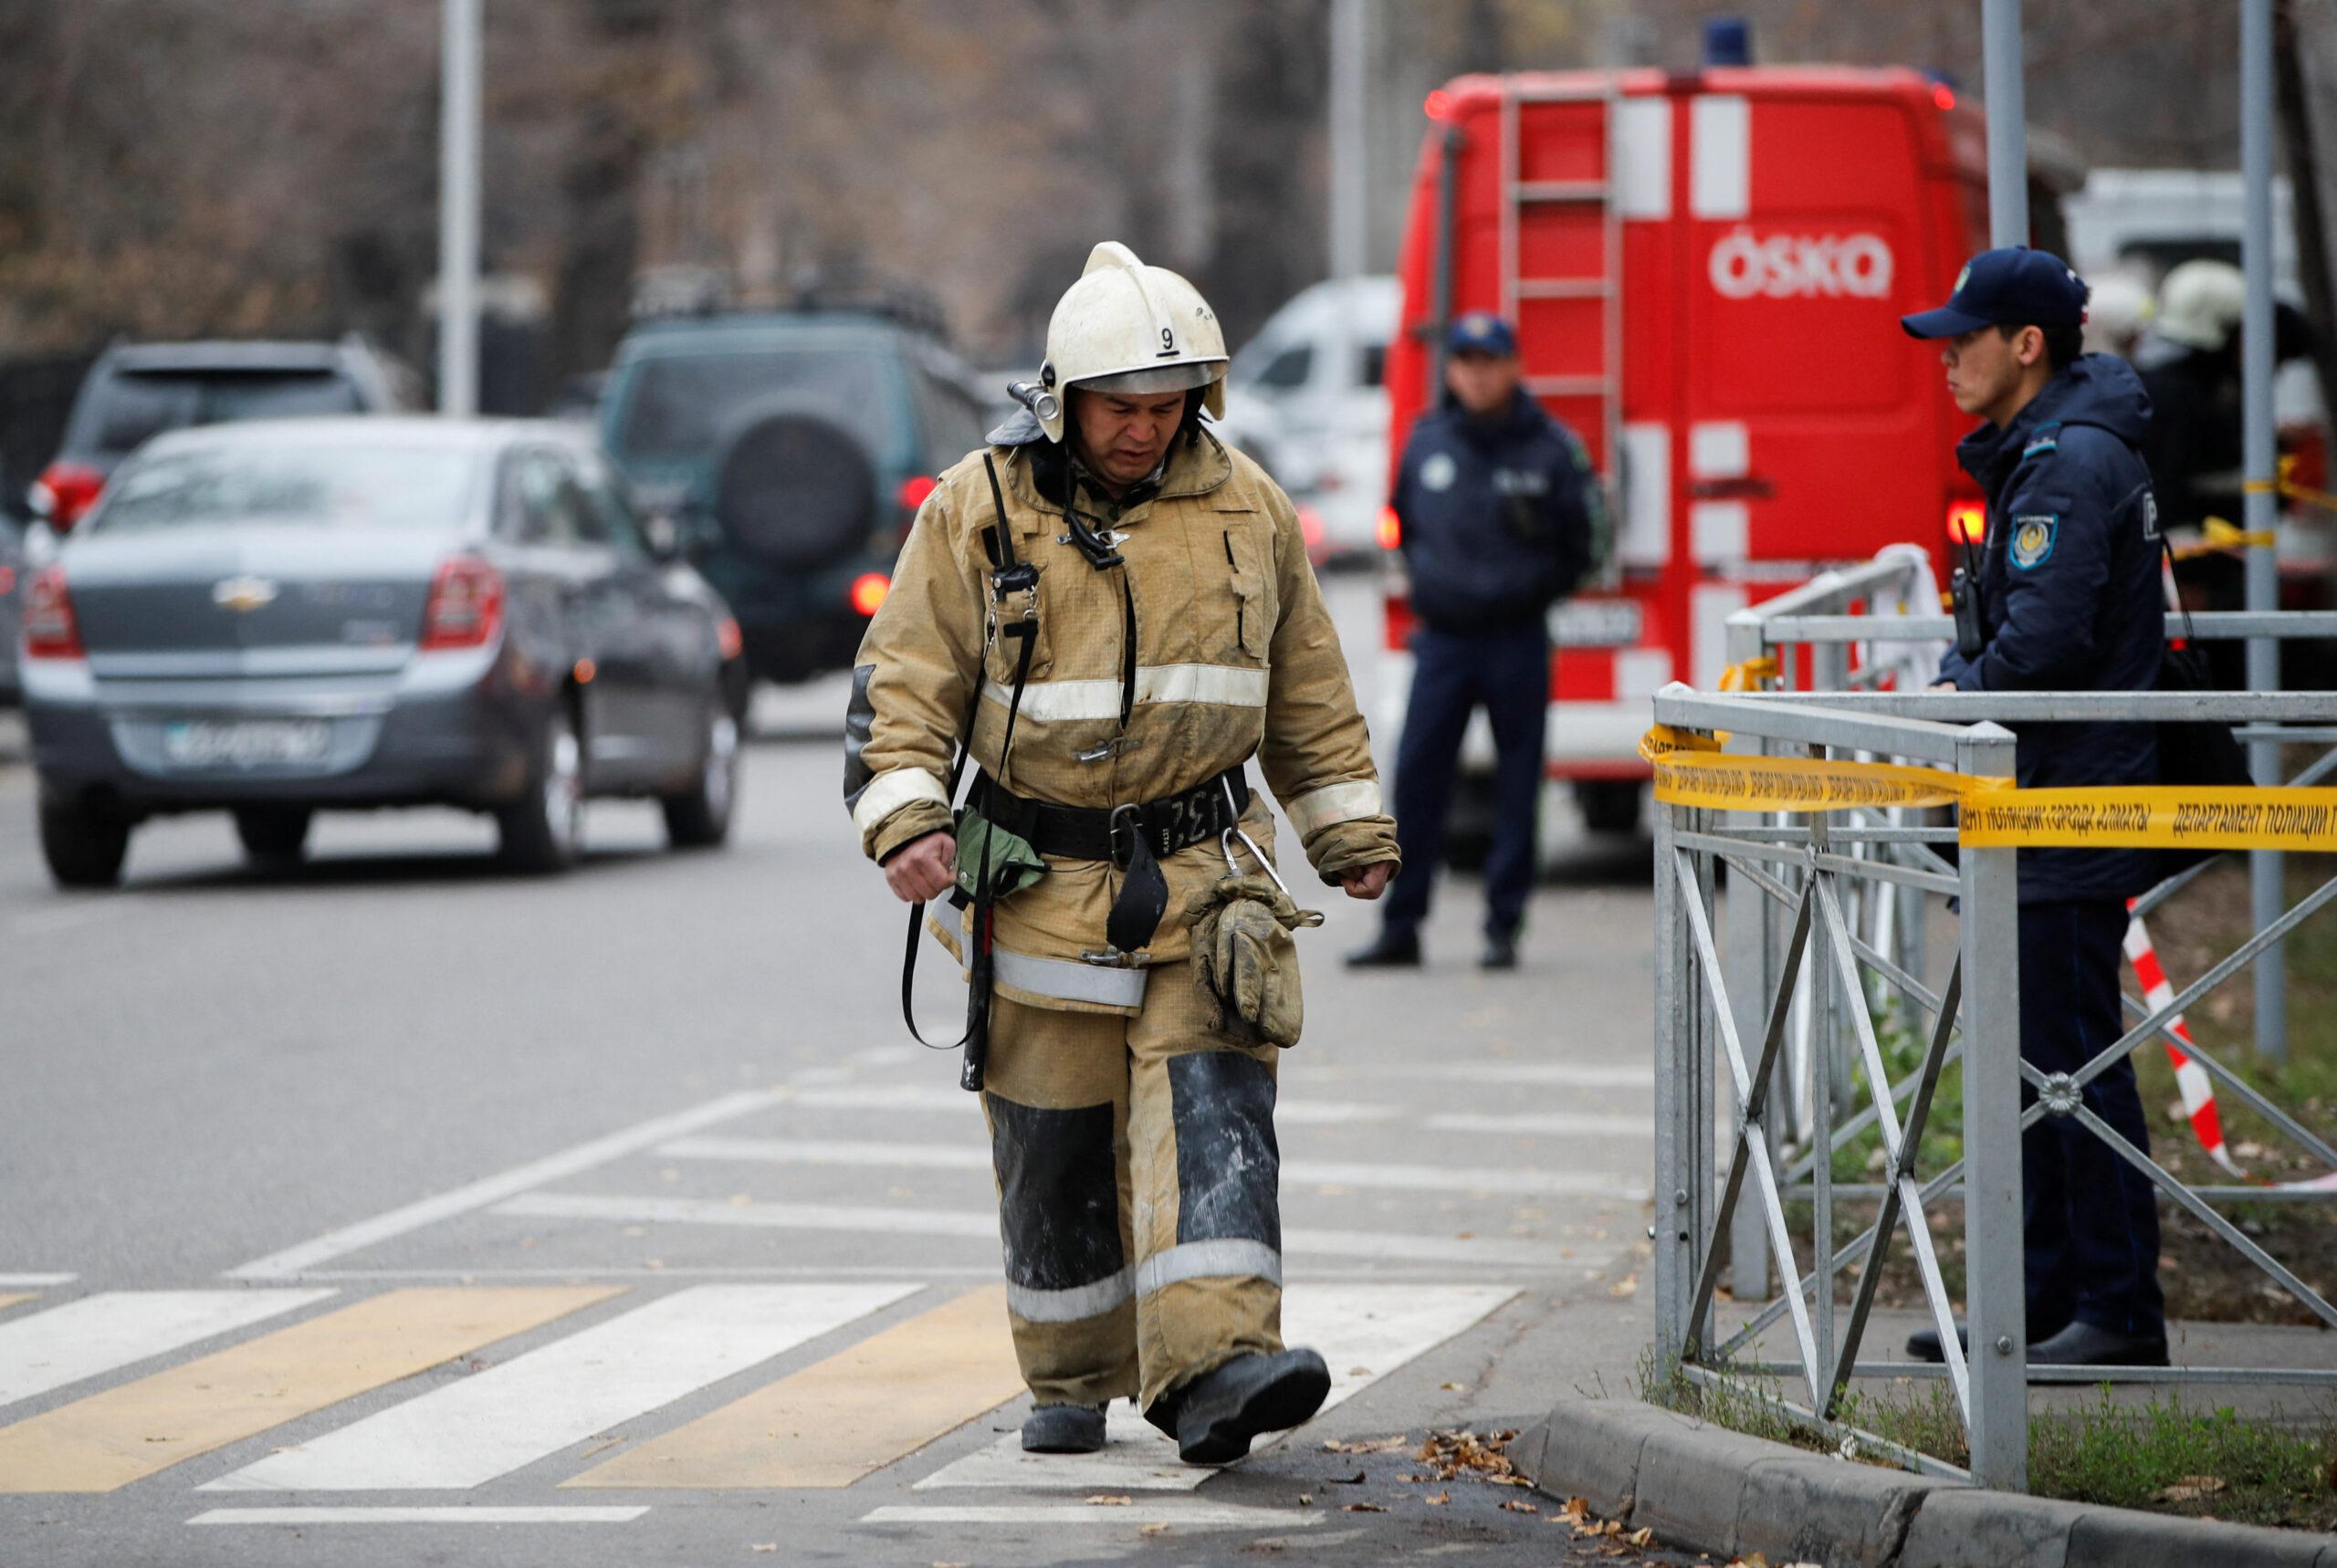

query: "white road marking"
left=190, top=1506, right=648, bottom=1525
left=862, top=1503, right=1322, bottom=1529
left=225, top=1090, right=789, bottom=1279
left=494, top=1194, right=1568, bottom=1270
left=0, top=1273, right=77, bottom=1288
left=0, top=1289, right=335, bottom=1408
left=1425, top=1111, right=1652, bottom=1138
left=1298, top=1062, right=1653, bottom=1090
left=788, top=1085, right=1399, bottom=1124
left=658, top=1136, right=1646, bottom=1199
left=199, top=1283, right=916, bottom=1492
left=915, top=1283, right=1518, bottom=1492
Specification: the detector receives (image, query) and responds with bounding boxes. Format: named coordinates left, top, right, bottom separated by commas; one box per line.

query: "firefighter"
left=1347, top=312, right=1598, bottom=971
left=844, top=243, right=1400, bottom=1461
left=1903, top=247, right=2167, bottom=1368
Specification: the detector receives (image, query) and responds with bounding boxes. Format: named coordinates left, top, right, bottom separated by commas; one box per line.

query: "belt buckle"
left=1107, top=802, right=1141, bottom=868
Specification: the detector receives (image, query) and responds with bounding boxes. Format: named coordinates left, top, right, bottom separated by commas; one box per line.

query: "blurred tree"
left=0, top=0, right=2318, bottom=396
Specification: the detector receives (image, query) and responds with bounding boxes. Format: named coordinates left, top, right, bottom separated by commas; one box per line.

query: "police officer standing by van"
left=1902, top=248, right=2168, bottom=1368
left=847, top=243, right=1399, bottom=1463
left=1348, top=312, right=1598, bottom=971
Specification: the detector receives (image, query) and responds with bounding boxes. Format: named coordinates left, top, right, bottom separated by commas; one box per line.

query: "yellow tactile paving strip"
left=0, top=1286, right=620, bottom=1493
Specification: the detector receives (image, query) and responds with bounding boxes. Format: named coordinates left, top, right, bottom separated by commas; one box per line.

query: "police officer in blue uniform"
left=1348, top=313, right=1598, bottom=971
left=1902, top=248, right=2168, bottom=1368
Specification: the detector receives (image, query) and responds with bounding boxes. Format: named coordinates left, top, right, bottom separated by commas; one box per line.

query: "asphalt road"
left=0, top=580, right=1689, bottom=1567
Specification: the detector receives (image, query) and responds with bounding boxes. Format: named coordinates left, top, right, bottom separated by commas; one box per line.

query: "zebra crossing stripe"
left=190, top=1506, right=648, bottom=1525
left=657, top=1135, right=1648, bottom=1199
left=0, top=1287, right=616, bottom=1494
left=861, top=1502, right=1322, bottom=1529
left=566, top=1286, right=1022, bottom=1490
left=786, top=1085, right=1399, bottom=1124
left=0, top=1290, right=335, bottom=1410
left=913, top=1283, right=1517, bottom=1491
left=201, top=1284, right=917, bottom=1493
left=494, top=1193, right=1559, bottom=1269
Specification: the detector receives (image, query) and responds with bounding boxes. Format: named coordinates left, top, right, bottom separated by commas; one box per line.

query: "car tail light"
left=0, top=565, right=15, bottom=596
left=24, top=565, right=84, bottom=659
left=849, top=572, right=891, bottom=617
left=1377, top=507, right=1402, bottom=551
left=1383, top=591, right=1416, bottom=653
left=1296, top=505, right=1326, bottom=554
left=1945, top=501, right=1986, bottom=546
left=30, top=462, right=104, bottom=533
left=419, top=554, right=506, bottom=650
left=716, top=616, right=744, bottom=661
left=896, top=475, right=938, bottom=514
left=1932, top=82, right=1956, bottom=111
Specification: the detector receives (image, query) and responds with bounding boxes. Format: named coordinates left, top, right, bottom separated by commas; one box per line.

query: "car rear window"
left=80, top=370, right=366, bottom=457
left=613, top=350, right=895, bottom=464
left=87, top=444, right=478, bottom=536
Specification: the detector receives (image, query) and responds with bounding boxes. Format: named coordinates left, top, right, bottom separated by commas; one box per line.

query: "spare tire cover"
left=713, top=412, right=877, bottom=570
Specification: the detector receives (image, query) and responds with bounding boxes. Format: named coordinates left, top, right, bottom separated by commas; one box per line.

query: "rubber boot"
left=1168, top=1348, right=1331, bottom=1465
left=1021, top=1402, right=1107, bottom=1454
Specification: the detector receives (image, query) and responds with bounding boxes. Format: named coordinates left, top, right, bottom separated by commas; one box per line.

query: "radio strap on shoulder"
left=899, top=454, right=1037, bottom=1091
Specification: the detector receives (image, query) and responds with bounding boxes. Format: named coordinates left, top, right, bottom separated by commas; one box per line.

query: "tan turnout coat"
left=846, top=425, right=1399, bottom=1016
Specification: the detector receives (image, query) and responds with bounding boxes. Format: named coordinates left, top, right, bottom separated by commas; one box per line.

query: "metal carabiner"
left=1218, top=777, right=1296, bottom=901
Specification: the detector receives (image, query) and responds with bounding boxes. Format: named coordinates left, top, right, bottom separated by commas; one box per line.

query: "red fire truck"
left=1379, top=66, right=1991, bottom=831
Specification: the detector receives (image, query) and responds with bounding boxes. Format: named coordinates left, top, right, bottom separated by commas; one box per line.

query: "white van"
left=1217, top=276, right=1401, bottom=561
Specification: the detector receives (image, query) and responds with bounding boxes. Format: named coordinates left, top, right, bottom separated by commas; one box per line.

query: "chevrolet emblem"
left=212, top=576, right=278, bottom=613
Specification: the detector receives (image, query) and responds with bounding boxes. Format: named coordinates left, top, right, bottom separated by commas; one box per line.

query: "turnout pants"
left=980, top=967, right=1284, bottom=1416
left=1383, top=620, right=1550, bottom=940
left=2017, top=898, right=2166, bottom=1340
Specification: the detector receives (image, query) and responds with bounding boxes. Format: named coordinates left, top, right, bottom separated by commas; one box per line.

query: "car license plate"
left=162, top=719, right=332, bottom=769
left=1549, top=599, right=1644, bottom=648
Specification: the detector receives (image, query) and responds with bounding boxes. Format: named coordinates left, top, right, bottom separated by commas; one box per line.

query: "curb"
left=1512, top=1398, right=2337, bottom=1568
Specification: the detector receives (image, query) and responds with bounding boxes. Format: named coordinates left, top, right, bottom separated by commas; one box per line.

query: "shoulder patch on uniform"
left=2020, top=434, right=2059, bottom=460
left=2009, top=513, right=2058, bottom=570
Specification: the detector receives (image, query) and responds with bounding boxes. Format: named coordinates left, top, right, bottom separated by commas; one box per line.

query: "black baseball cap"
left=1901, top=247, right=2089, bottom=339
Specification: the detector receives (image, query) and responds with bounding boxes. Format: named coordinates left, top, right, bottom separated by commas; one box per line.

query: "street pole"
left=438, top=0, right=483, bottom=419
left=2242, top=0, right=2288, bottom=1061
left=1328, top=0, right=1368, bottom=393
left=1982, top=0, right=2028, bottom=246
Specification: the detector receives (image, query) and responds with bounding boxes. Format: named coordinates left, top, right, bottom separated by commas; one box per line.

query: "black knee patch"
left=1167, top=1051, right=1281, bottom=1249
left=987, top=1094, right=1125, bottom=1291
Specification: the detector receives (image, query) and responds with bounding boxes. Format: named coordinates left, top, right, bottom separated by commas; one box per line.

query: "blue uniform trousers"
left=2018, top=898, right=2165, bottom=1340
left=1382, top=620, right=1548, bottom=940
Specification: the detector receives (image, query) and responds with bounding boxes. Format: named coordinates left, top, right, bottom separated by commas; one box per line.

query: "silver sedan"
left=22, top=418, right=745, bottom=886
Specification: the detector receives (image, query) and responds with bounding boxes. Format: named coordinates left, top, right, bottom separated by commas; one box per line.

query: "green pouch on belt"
left=954, top=807, right=1049, bottom=904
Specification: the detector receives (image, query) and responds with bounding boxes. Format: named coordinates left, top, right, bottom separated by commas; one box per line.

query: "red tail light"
left=1377, top=507, right=1402, bottom=551
left=1296, top=505, right=1326, bottom=554
left=849, top=572, right=891, bottom=617
left=23, top=565, right=84, bottom=659
left=1384, top=591, right=1417, bottom=653
left=1945, top=501, right=1986, bottom=546
left=716, top=615, right=744, bottom=661
left=419, top=555, right=506, bottom=650
left=31, top=462, right=105, bottom=533
left=896, top=475, right=938, bottom=514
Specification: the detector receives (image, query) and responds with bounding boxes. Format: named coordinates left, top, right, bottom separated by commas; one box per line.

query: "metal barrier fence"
left=1650, top=560, right=2337, bottom=1492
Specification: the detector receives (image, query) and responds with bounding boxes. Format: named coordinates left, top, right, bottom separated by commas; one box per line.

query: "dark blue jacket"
left=1939, top=354, right=2164, bottom=904
left=1392, top=390, right=1599, bottom=632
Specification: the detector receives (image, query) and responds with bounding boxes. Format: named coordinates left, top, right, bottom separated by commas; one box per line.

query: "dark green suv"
left=599, top=307, right=993, bottom=684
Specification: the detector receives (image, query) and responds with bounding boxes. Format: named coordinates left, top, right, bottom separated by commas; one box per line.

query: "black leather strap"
left=974, top=769, right=1251, bottom=864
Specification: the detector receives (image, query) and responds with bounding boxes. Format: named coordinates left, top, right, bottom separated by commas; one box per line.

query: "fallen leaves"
left=749, top=1547, right=777, bottom=1556
left=1500, top=1499, right=1537, bottom=1514
left=1608, top=1276, right=1640, bottom=1300
left=1342, top=1501, right=1387, bottom=1513
left=1137, top=1522, right=1170, bottom=1536
left=1084, top=1493, right=1131, bottom=1506
left=1549, top=1494, right=1660, bottom=1552
left=2154, top=1474, right=2228, bottom=1504
left=1424, top=1490, right=1451, bottom=1506
left=1320, top=1434, right=1409, bottom=1455
left=1413, top=1427, right=1531, bottom=1486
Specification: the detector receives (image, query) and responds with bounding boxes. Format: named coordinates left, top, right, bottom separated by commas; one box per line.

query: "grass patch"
left=1643, top=1354, right=2337, bottom=1529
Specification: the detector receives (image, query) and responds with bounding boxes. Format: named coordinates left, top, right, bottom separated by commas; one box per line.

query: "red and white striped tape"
left=2122, top=903, right=2244, bottom=1178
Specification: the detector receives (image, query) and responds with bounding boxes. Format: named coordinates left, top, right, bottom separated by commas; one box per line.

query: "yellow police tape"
left=1646, top=745, right=2337, bottom=852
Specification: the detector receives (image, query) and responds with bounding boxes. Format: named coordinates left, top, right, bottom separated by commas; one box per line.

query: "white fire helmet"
left=1035, top=241, right=1227, bottom=444
left=2154, top=259, right=2247, bottom=352
left=2083, top=271, right=2154, bottom=357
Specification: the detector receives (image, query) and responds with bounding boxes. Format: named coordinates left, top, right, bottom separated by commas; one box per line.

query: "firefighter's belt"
left=972, top=769, right=1252, bottom=865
